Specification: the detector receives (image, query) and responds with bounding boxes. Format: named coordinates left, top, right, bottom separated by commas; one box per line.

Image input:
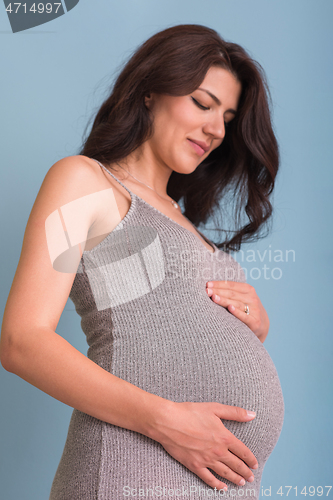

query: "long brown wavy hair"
left=78, top=24, right=279, bottom=252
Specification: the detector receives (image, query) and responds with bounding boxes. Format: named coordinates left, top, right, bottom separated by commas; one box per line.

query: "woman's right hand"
left=150, top=401, right=258, bottom=492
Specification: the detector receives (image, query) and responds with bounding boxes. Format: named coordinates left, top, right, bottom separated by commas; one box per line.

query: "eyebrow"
left=196, top=88, right=237, bottom=115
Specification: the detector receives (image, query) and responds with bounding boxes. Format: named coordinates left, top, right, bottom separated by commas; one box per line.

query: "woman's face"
left=144, top=66, right=242, bottom=175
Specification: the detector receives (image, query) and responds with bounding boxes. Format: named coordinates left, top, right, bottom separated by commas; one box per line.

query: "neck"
left=115, top=144, right=172, bottom=196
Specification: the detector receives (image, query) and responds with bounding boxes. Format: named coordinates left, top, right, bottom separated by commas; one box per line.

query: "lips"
left=187, top=139, right=210, bottom=156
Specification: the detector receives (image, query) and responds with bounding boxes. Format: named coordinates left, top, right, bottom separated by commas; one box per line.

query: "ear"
left=144, top=94, right=152, bottom=109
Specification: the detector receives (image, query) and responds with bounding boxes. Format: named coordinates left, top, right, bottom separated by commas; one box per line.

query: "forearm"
left=0, top=326, right=172, bottom=438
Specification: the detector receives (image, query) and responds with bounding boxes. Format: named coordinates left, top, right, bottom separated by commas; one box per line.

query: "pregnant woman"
left=0, top=24, right=284, bottom=499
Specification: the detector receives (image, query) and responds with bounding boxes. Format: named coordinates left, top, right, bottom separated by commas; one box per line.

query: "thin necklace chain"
left=115, top=162, right=180, bottom=210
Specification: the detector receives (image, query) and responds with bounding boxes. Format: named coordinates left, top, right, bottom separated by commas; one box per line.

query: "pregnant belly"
left=109, top=298, right=285, bottom=465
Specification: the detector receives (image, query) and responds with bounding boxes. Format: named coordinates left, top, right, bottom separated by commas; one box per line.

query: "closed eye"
left=191, top=97, right=210, bottom=111
left=192, top=96, right=232, bottom=129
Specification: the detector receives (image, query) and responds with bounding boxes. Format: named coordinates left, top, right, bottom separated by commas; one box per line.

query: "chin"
left=171, top=168, right=196, bottom=176
left=171, top=160, right=202, bottom=176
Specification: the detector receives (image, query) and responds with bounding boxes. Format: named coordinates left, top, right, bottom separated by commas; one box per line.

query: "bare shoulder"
left=36, top=155, right=129, bottom=253
left=41, top=155, right=102, bottom=197
left=33, top=155, right=109, bottom=228
left=46, top=154, right=100, bottom=176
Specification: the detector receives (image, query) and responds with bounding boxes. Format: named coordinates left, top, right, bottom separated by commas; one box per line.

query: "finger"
left=210, top=457, right=255, bottom=487
left=227, top=303, right=256, bottom=326
left=194, top=467, right=228, bottom=492
left=207, top=291, right=256, bottom=321
left=211, top=293, right=244, bottom=310
left=213, top=402, right=256, bottom=423
left=227, top=436, right=258, bottom=470
left=207, top=287, right=250, bottom=304
left=211, top=405, right=258, bottom=469
left=206, top=281, right=250, bottom=294
left=210, top=294, right=254, bottom=321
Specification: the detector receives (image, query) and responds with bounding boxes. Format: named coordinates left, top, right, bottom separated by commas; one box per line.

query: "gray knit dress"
left=49, top=159, right=284, bottom=499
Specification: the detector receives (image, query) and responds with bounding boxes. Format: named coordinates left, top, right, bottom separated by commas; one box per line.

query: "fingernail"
left=207, top=282, right=213, bottom=287
left=229, top=305, right=235, bottom=311
left=247, top=475, right=254, bottom=482
left=213, top=294, right=220, bottom=302
left=239, top=479, right=246, bottom=486
left=246, top=410, right=256, bottom=418
left=252, top=463, right=258, bottom=469
left=207, top=288, right=212, bottom=295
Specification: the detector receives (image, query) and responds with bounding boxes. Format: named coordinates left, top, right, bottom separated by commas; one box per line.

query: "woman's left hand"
left=206, top=281, right=269, bottom=343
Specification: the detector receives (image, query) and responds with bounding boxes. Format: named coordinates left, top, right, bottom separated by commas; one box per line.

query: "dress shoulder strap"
left=92, top=158, right=135, bottom=197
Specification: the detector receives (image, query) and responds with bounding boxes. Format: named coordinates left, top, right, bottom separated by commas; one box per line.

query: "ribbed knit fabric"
left=49, top=159, right=284, bottom=500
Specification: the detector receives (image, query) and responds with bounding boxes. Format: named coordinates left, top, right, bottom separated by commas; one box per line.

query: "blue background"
left=1, top=1, right=332, bottom=498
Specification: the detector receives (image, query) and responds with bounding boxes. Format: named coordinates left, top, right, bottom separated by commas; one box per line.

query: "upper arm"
left=1, top=155, right=101, bottom=340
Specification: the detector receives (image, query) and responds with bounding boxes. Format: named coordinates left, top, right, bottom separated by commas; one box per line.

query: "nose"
left=202, top=113, right=225, bottom=141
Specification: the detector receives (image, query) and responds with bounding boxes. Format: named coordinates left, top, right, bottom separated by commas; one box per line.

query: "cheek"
left=171, top=102, right=196, bottom=126
left=161, top=96, right=195, bottom=124
left=150, top=99, right=197, bottom=149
